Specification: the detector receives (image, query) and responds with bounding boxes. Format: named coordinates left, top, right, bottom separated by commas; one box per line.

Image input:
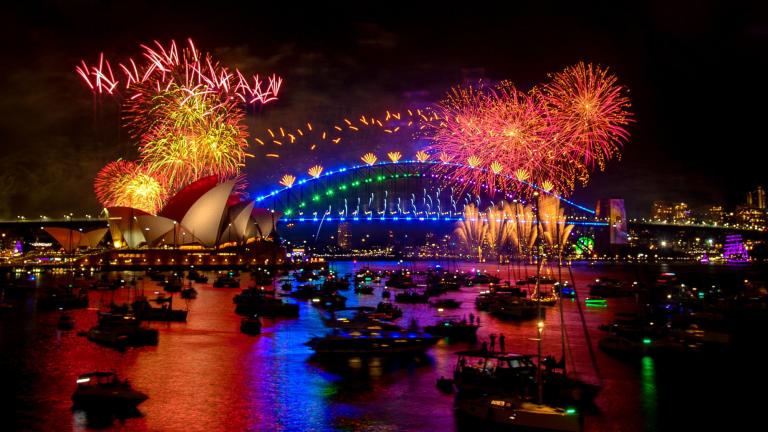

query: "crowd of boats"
left=3, top=260, right=766, bottom=431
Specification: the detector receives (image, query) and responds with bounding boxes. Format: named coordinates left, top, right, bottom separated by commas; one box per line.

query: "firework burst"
left=137, top=84, right=250, bottom=192
left=79, top=39, right=281, bottom=203
left=540, top=62, right=632, bottom=170
left=425, top=63, right=632, bottom=197
left=94, top=160, right=167, bottom=214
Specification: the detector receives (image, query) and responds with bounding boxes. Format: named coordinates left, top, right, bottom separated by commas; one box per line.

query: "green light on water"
left=566, top=408, right=576, bottom=415
left=299, top=202, right=306, bottom=208
left=284, top=209, right=293, bottom=216
left=325, top=189, right=334, bottom=196
left=312, top=195, right=320, bottom=202
left=643, top=338, right=652, bottom=344
left=585, top=298, right=607, bottom=307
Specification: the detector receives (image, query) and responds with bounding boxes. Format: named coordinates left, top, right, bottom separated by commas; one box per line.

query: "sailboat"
left=453, top=194, right=599, bottom=431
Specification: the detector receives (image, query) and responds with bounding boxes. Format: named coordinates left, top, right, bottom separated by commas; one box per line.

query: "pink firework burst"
left=425, top=63, right=632, bottom=197
left=77, top=39, right=281, bottom=104
left=540, top=61, right=632, bottom=170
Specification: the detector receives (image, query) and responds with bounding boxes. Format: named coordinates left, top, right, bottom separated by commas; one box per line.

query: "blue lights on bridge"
left=253, top=159, right=596, bottom=215
left=279, top=216, right=607, bottom=225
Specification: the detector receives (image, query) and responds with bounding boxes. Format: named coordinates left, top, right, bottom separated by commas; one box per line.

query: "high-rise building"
left=337, top=222, right=351, bottom=250
left=746, top=186, right=766, bottom=209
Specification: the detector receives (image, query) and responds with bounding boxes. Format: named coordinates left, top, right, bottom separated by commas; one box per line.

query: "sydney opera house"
left=43, top=176, right=285, bottom=268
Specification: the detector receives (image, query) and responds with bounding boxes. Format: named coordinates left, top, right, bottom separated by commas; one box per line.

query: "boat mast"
left=533, top=191, right=544, bottom=405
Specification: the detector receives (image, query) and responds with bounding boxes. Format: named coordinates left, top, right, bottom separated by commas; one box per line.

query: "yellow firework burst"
left=279, top=174, right=296, bottom=187
left=514, top=168, right=530, bottom=182
left=361, top=152, right=377, bottom=165
left=415, top=150, right=429, bottom=162
left=490, top=161, right=503, bottom=174
left=308, top=165, right=324, bottom=178
left=387, top=151, right=402, bottom=163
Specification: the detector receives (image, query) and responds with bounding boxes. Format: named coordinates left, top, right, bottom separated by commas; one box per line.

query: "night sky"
left=1, top=1, right=766, bottom=218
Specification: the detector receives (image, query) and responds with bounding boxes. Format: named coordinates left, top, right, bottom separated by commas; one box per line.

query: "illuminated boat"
left=452, top=350, right=600, bottom=408
left=455, top=393, right=581, bottom=431
left=306, top=329, right=439, bottom=356
left=72, top=372, right=148, bottom=409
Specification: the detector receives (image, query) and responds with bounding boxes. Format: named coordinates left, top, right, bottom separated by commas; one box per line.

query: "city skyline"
left=1, top=1, right=767, bottom=217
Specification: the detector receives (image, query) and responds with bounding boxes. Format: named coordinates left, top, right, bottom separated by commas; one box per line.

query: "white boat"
left=455, top=394, right=581, bottom=431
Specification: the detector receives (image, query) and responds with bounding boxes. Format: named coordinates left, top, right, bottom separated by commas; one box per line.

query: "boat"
left=131, top=296, right=188, bottom=322
left=240, top=315, right=262, bottom=335
left=180, top=286, right=198, bottom=299
left=455, top=393, right=581, bottom=431
left=394, top=290, right=429, bottom=304
left=213, top=275, right=240, bottom=288
left=371, top=301, right=402, bottom=320
left=72, top=372, right=148, bottom=409
left=310, top=292, right=347, bottom=309
left=429, top=298, right=461, bottom=309
left=588, top=277, right=632, bottom=297
left=424, top=318, right=479, bottom=340
left=58, top=313, right=75, bottom=330
left=306, top=328, right=439, bottom=356
left=186, top=269, right=207, bottom=283
left=488, top=296, right=541, bottom=320
left=162, top=275, right=183, bottom=292
left=320, top=307, right=402, bottom=331
left=234, top=288, right=299, bottom=317
left=85, top=314, right=158, bottom=348
left=354, top=284, right=374, bottom=294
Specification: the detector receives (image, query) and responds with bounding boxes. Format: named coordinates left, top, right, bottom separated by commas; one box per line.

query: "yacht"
left=306, top=328, right=439, bottom=356
left=72, top=372, right=148, bottom=409
left=455, top=393, right=581, bottom=431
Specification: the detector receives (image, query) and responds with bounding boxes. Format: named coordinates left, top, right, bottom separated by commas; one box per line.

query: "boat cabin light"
left=76, top=378, right=91, bottom=384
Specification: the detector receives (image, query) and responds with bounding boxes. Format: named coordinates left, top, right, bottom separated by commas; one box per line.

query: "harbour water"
left=1, top=261, right=766, bottom=431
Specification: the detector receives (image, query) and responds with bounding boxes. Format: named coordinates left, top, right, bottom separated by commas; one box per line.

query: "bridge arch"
left=253, top=160, right=596, bottom=223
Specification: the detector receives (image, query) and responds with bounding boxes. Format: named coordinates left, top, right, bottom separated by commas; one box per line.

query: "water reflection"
left=2, top=261, right=762, bottom=431
left=640, top=356, right=657, bottom=432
